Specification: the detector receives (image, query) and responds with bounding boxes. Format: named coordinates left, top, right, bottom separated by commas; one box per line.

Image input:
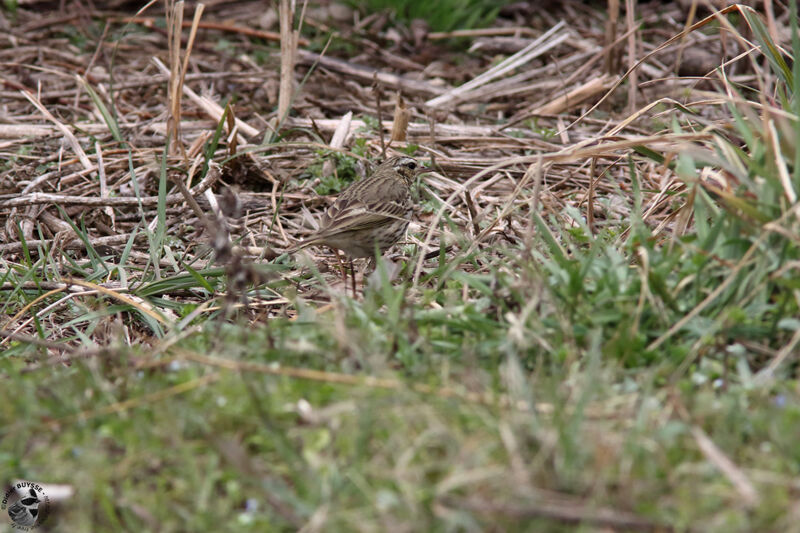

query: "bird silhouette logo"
left=7, top=487, right=40, bottom=527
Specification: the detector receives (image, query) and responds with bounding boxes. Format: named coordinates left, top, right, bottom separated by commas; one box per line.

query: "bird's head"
left=385, top=156, right=427, bottom=184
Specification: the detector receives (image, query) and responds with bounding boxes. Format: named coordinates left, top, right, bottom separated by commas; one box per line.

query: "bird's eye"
left=406, top=162, right=417, bottom=170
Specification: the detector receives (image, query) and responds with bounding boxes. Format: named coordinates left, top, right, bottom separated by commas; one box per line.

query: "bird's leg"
left=349, top=258, right=357, bottom=298
left=365, top=255, right=401, bottom=289
left=363, top=256, right=377, bottom=290
left=333, top=250, right=348, bottom=290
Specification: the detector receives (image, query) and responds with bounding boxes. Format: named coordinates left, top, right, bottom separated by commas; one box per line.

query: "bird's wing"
left=318, top=198, right=407, bottom=237
left=319, top=177, right=409, bottom=232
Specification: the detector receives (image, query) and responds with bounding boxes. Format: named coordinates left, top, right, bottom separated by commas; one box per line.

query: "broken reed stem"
left=523, top=156, right=544, bottom=253
left=165, top=1, right=203, bottom=160
left=181, top=5, right=205, bottom=117
left=390, top=92, right=410, bottom=142
left=463, top=189, right=479, bottom=237
left=672, top=0, right=697, bottom=76
left=278, top=0, right=298, bottom=123
left=95, top=141, right=114, bottom=227
left=225, top=102, right=238, bottom=156
left=625, top=0, right=638, bottom=112
left=372, top=74, right=386, bottom=156
left=166, top=0, right=184, bottom=156
left=604, top=0, right=620, bottom=74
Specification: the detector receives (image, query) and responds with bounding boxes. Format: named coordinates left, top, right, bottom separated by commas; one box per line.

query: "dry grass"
left=1, top=1, right=723, bottom=309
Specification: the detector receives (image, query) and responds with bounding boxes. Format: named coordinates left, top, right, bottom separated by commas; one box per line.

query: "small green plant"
left=304, top=151, right=359, bottom=195
left=3, top=0, right=18, bottom=16
left=525, top=118, right=558, bottom=140
left=214, top=38, right=237, bottom=54
left=356, top=115, right=380, bottom=135
left=399, top=143, right=419, bottom=156
left=0, top=145, right=32, bottom=172
left=349, top=0, right=511, bottom=33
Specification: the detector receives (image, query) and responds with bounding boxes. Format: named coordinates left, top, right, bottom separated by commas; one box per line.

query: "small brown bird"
left=292, top=155, right=427, bottom=270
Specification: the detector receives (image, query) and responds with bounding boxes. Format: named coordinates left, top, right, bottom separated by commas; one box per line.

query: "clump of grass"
left=348, top=0, right=512, bottom=33
left=629, top=3, right=800, bottom=378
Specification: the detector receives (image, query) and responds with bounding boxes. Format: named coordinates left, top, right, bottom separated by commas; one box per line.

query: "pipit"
left=291, top=155, right=427, bottom=289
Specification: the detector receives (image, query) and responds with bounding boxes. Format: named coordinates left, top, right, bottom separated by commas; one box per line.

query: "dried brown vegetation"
left=1, top=1, right=748, bottom=318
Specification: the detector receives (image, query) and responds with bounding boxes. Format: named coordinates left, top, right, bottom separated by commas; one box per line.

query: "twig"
left=277, top=0, right=298, bottom=123
left=134, top=348, right=634, bottom=420
left=427, top=27, right=540, bottom=40
left=110, top=16, right=309, bottom=46
left=604, top=0, right=621, bottom=74
left=372, top=73, right=385, bottom=156
left=285, top=117, right=531, bottom=138
left=672, top=398, right=759, bottom=507
left=21, top=91, right=93, bottom=171
left=463, top=189, right=480, bottom=237
left=441, top=496, right=672, bottom=532
left=151, top=57, right=259, bottom=140
left=426, top=21, right=568, bottom=108
left=625, top=0, right=638, bottom=112
left=0, top=233, right=136, bottom=255
left=297, top=50, right=446, bottom=97
left=690, top=425, right=759, bottom=507
left=96, top=141, right=114, bottom=227
left=1, top=165, right=219, bottom=209
left=532, top=74, right=617, bottom=115
left=0, top=281, right=128, bottom=292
